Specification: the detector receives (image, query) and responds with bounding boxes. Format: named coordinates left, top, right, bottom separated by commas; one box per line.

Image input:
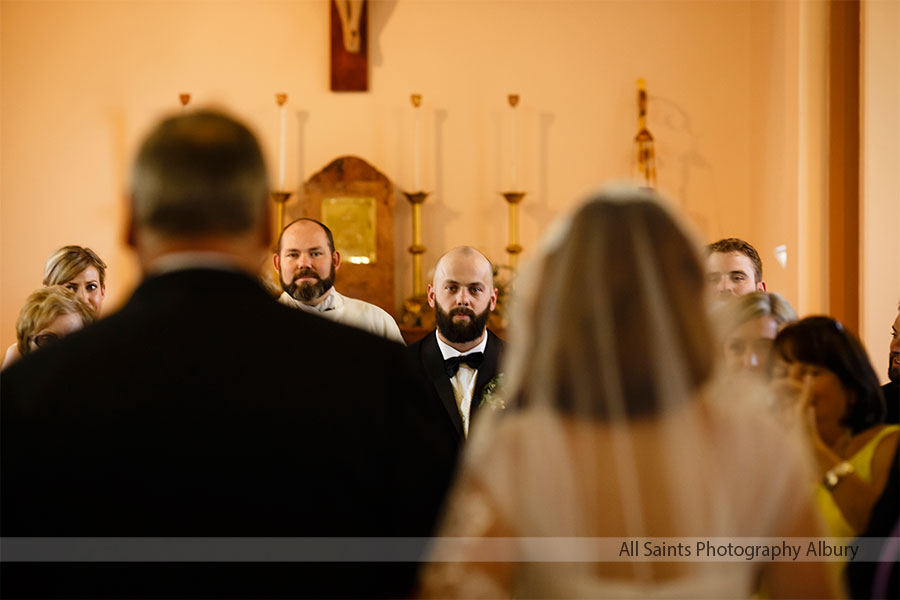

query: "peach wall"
left=860, top=0, right=900, bottom=384
left=0, top=1, right=834, bottom=348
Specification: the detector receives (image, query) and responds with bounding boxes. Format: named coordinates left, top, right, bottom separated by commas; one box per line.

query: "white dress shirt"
left=436, top=331, right=488, bottom=437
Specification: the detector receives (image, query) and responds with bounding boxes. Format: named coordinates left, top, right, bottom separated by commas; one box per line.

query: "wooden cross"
left=330, top=0, right=368, bottom=91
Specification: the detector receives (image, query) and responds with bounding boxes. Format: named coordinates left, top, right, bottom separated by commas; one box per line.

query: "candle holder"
left=501, top=191, right=526, bottom=270
left=634, top=78, right=657, bottom=188
left=270, top=191, right=293, bottom=242
left=399, top=190, right=434, bottom=329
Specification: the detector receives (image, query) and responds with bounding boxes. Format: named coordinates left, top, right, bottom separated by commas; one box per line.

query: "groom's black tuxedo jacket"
left=406, top=329, right=505, bottom=462
left=1, top=268, right=453, bottom=599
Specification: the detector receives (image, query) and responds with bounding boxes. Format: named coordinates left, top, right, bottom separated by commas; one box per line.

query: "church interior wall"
left=860, top=0, right=900, bottom=385
left=0, top=0, right=895, bottom=378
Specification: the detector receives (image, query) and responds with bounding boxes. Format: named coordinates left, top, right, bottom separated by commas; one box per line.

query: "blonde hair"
left=713, top=291, right=798, bottom=343
left=42, top=246, right=107, bottom=288
left=506, top=187, right=714, bottom=420
left=16, top=286, right=96, bottom=356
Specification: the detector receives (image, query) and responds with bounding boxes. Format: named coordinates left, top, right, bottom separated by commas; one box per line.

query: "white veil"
left=420, top=186, right=833, bottom=599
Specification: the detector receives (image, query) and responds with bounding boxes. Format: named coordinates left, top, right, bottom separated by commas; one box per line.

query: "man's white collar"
left=436, top=330, right=488, bottom=360
left=279, top=287, right=343, bottom=313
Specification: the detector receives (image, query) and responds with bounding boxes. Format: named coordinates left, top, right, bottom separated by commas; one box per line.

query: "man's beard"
left=435, top=302, right=491, bottom=344
left=889, top=352, right=899, bottom=383
left=281, top=266, right=335, bottom=303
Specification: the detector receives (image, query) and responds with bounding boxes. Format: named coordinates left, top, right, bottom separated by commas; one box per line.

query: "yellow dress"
left=816, top=424, right=900, bottom=537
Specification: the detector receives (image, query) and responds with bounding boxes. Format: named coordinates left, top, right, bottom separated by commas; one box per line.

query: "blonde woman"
left=713, top=291, right=798, bottom=375
left=13, top=286, right=95, bottom=359
left=2, top=246, right=106, bottom=369
left=42, top=245, right=107, bottom=313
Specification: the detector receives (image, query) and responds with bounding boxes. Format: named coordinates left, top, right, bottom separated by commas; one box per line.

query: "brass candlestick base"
left=270, top=190, right=294, bottom=243
left=501, top=191, right=526, bottom=269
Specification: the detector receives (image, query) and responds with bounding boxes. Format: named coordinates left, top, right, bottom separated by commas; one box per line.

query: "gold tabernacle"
left=321, top=196, right=377, bottom=264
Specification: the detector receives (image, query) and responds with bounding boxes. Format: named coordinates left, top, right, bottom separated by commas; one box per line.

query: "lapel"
left=421, top=332, right=465, bottom=439
left=471, top=330, right=503, bottom=419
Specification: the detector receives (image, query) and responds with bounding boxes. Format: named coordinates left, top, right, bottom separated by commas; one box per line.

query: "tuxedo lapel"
left=471, top=330, right=503, bottom=419
left=421, top=332, right=465, bottom=439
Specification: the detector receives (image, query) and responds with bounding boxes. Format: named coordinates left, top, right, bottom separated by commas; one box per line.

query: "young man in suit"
left=407, top=246, right=506, bottom=459
left=0, top=110, right=452, bottom=598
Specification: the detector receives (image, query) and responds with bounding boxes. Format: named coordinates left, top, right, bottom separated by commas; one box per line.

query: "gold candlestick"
left=634, top=78, right=657, bottom=188
left=502, top=191, right=525, bottom=270
left=403, top=191, right=428, bottom=297
left=399, top=190, right=434, bottom=329
left=270, top=191, right=293, bottom=243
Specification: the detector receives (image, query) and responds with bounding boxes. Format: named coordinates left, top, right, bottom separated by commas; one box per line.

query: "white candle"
left=278, top=104, right=287, bottom=190
left=508, top=94, right=520, bottom=191
left=413, top=106, right=422, bottom=191
left=510, top=117, right=518, bottom=190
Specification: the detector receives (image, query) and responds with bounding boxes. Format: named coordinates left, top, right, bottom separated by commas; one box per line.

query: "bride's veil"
left=429, top=185, right=814, bottom=596
left=500, top=185, right=719, bottom=534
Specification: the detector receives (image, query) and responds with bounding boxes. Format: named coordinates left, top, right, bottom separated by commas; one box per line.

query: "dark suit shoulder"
left=405, top=329, right=436, bottom=354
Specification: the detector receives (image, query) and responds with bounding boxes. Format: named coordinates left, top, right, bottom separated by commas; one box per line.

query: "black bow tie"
left=444, top=352, right=484, bottom=377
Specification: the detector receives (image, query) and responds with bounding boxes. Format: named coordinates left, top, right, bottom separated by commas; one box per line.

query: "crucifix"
left=330, top=0, right=368, bottom=91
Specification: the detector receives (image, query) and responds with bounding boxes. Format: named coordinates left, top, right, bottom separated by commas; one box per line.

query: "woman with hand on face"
left=771, top=317, right=899, bottom=537
left=13, top=286, right=95, bottom=360
left=2, top=246, right=107, bottom=369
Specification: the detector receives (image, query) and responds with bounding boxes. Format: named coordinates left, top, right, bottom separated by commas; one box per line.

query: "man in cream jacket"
left=274, top=218, right=404, bottom=344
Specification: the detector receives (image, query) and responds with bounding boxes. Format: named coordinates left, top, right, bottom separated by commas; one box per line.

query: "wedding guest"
left=273, top=218, right=404, bottom=342
left=1, top=110, right=452, bottom=598
left=1, top=245, right=106, bottom=369
left=42, top=245, right=107, bottom=313
left=713, top=291, right=797, bottom=375
left=14, top=286, right=95, bottom=359
left=420, top=187, right=838, bottom=598
left=771, top=317, right=899, bottom=537
left=705, top=237, right=765, bottom=303
left=407, top=246, right=506, bottom=463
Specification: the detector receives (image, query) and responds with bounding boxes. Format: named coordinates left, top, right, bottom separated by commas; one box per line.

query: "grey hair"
left=129, top=110, right=269, bottom=237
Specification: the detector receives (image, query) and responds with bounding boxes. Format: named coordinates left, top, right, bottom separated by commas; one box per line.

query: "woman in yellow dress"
left=771, top=316, right=899, bottom=537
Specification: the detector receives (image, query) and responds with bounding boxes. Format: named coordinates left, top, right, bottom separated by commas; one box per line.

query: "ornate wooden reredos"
left=293, top=156, right=395, bottom=316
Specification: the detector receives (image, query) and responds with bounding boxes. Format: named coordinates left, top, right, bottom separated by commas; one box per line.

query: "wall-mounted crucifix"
left=330, top=0, right=368, bottom=91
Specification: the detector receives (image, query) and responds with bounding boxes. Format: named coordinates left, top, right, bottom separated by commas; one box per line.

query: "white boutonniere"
left=479, top=373, right=506, bottom=411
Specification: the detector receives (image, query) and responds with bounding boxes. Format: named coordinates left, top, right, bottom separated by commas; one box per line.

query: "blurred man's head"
left=273, top=219, right=340, bottom=305
left=705, top=238, right=765, bottom=302
left=128, top=110, right=271, bottom=269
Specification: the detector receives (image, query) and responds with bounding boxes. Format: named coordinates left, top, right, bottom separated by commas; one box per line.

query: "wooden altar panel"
left=294, top=156, right=394, bottom=317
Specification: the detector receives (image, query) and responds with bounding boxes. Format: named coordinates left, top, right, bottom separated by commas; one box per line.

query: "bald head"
left=433, top=246, right=494, bottom=289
